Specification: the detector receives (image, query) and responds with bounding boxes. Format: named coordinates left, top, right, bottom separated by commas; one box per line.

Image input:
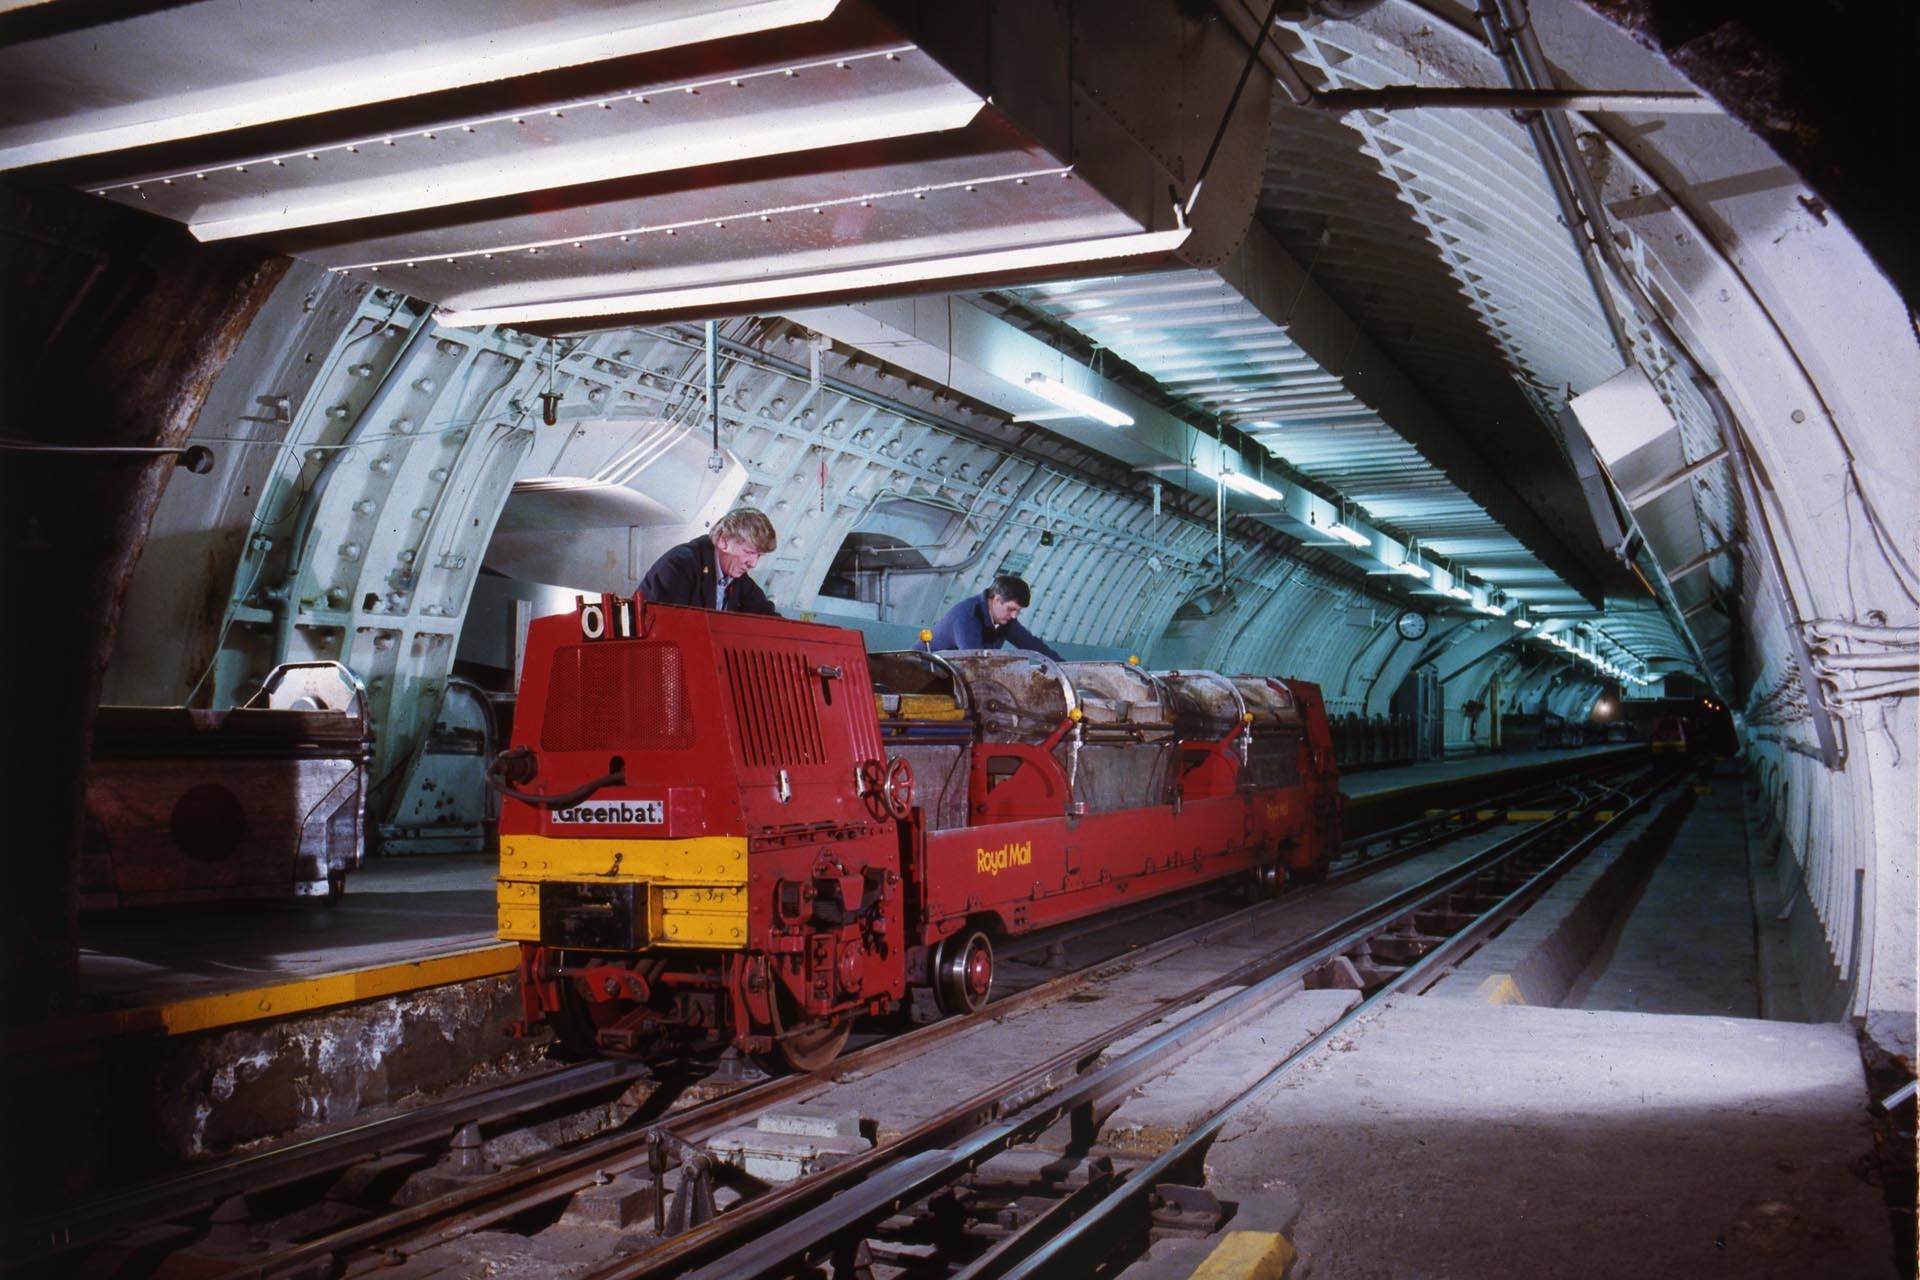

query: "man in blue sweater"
left=929, top=574, right=1061, bottom=660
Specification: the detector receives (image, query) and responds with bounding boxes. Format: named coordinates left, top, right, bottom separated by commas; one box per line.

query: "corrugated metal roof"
left=1001, top=12, right=1707, bottom=671
left=1003, top=267, right=1578, bottom=612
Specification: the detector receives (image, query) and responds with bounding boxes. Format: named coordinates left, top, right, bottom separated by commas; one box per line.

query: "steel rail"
left=984, top=771, right=1674, bottom=1279
left=590, top=791, right=1626, bottom=1280
left=273, top=762, right=1641, bottom=1273
left=5, top=1058, right=648, bottom=1267
left=1332, top=751, right=1646, bottom=874
left=226, top=835, right=1417, bottom=1279
left=95, top=821, right=1395, bottom=1280
left=286, top=810, right=1516, bottom=1278
left=32, top=753, right=1644, bottom=1278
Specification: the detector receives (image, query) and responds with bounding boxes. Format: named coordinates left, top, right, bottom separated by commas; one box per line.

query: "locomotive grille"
left=722, top=647, right=825, bottom=767
left=541, top=642, right=693, bottom=751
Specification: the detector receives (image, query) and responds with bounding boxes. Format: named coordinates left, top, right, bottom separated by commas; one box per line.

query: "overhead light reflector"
left=434, top=227, right=1192, bottom=328
left=1324, top=521, right=1371, bottom=548
left=1024, top=373, right=1134, bottom=428
left=1220, top=472, right=1283, bottom=502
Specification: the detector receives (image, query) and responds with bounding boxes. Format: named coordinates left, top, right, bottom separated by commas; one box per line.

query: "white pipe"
left=1809, top=619, right=1920, bottom=644
left=1826, top=676, right=1919, bottom=703
left=1815, top=652, right=1920, bottom=672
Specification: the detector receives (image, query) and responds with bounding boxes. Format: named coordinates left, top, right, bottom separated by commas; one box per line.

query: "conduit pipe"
left=1473, top=0, right=1635, bottom=362
left=1471, top=0, right=1771, bottom=738
left=1811, top=619, right=1920, bottom=644
left=876, top=460, right=1056, bottom=618
left=1478, top=0, right=1840, bottom=763
left=670, top=325, right=1159, bottom=512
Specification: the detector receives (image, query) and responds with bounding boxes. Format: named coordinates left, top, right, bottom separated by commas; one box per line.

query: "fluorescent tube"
left=1219, top=472, right=1283, bottom=502
left=1025, top=372, right=1135, bottom=428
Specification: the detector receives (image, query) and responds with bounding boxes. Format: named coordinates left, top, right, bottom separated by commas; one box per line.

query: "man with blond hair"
left=639, top=507, right=780, bottom=615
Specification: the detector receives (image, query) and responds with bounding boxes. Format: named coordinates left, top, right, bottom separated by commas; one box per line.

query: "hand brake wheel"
left=883, top=756, right=914, bottom=819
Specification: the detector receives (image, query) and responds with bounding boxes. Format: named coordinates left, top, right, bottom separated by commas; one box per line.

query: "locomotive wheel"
left=1252, top=860, right=1283, bottom=899
left=764, top=987, right=852, bottom=1074
left=933, top=930, right=994, bottom=1016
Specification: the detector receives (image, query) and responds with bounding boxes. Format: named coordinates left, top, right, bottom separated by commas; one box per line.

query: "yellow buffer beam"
left=498, top=834, right=750, bottom=949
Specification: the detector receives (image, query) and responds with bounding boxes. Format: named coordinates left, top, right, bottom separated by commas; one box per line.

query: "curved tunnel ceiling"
left=6, top=0, right=1839, bottom=693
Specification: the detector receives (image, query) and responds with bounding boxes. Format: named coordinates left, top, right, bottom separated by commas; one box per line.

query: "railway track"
left=12, top=758, right=1670, bottom=1280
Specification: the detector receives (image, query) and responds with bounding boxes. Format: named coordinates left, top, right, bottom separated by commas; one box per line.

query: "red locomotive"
left=493, top=596, right=1341, bottom=1070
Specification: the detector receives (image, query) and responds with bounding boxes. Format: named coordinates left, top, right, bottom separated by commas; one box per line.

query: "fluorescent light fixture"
left=1324, top=521, right=1372, bottom=548
left=1025, top=373, right=1135, bottom=428
left=1512, top=616, right=1534, bottom=629
left=1389, top=559, right=1430, bottom=579
left=434, top=227, right=1193, bottom=328
left=190, top=90, right=986, bottom=241
left=1445, top=585, right=1472, bottom=601
left=0, top=0, right=846, bottom=171
left=1220, top=471, right=1283, bottom=502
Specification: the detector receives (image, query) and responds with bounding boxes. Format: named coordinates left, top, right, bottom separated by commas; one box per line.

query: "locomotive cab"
left=496, top=595, right=905, bottom=1068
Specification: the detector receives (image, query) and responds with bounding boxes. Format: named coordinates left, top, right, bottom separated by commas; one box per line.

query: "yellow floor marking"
left=1505, top=809, right=1558, bottom=822
left=1192, top=1230, right=1297, bottom=1279
left=1477, top=974, right=1527, bottom=1005
left=159, top=943, right=520, bottom=1035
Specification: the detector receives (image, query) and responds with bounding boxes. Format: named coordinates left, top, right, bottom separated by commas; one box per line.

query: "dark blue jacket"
left=929, top=591, right=1061, bottom=660
left=639, top=535, right=778, bottom=615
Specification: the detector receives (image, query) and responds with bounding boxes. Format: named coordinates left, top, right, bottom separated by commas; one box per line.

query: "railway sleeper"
left=1150, top=1183, right=1229, bottom=1240
left=969, top=1148, right=1116, bottom=1192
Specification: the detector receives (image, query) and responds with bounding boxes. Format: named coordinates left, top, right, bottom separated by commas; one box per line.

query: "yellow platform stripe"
left=157, top=943, right=520, bottom=1036
left=1593, top=809, right=1616, bottom=822
left=1505, top=809, right=1559, bottom=822
left=1476, top=973, right=1526, bottom=1005
left=1191, top=1230, right=1297, bottom=1279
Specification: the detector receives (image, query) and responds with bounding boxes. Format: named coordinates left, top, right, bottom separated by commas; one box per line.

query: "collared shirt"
left=928, top=591, right=1062, bottom=660
left=638, top=534, right=780, bottom=616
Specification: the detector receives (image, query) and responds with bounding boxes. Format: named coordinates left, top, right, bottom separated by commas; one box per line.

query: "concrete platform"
left=64, top=852, right=505, bottom=1039
left=1174, top=778, right=1899, bottom=1278
left=1204, top=997, right=1893, bottom=1279
left=2, top=854, right=522, bottom=1171
left=1339, top=744, right=1642, bottom=800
